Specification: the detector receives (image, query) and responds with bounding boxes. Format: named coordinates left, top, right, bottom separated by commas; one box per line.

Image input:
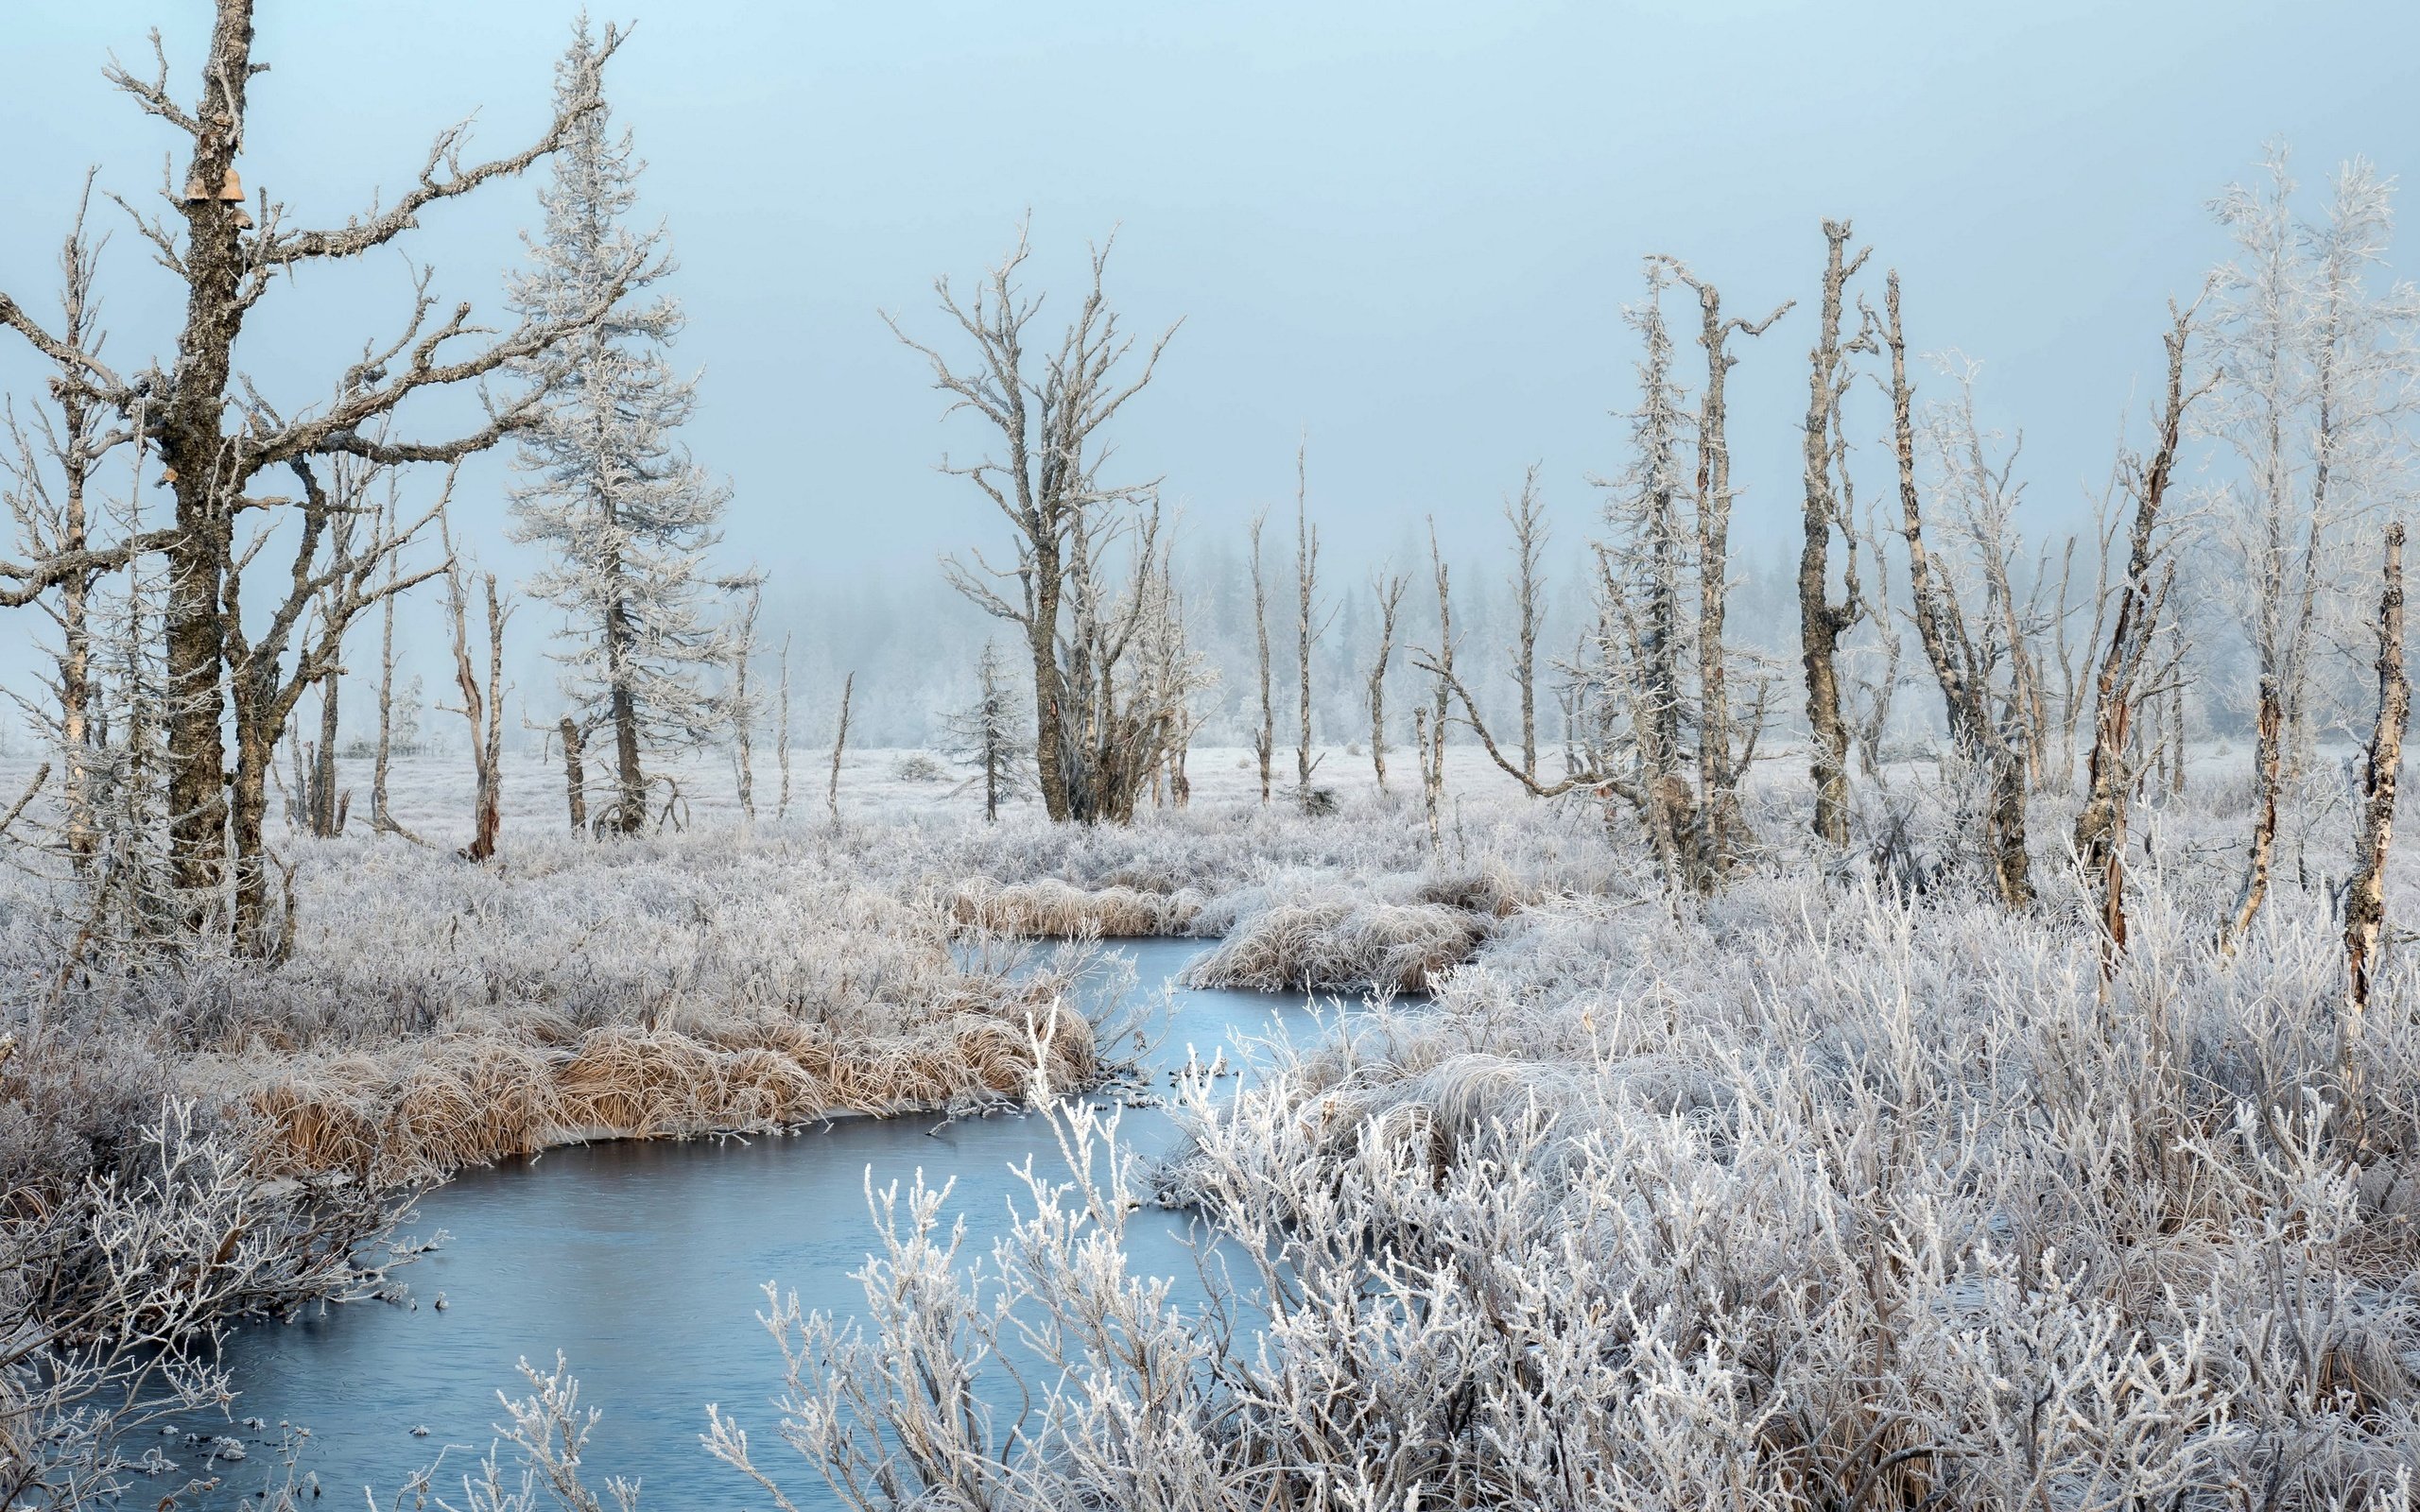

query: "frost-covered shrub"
left=717, top=797, right=2420, bottom=1512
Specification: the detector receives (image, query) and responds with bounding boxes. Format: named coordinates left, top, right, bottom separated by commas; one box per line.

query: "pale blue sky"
left=3, top=0, right=2415, bottom=597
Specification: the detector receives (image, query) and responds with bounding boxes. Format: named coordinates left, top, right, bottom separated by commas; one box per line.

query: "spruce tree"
left=509, top=19, right=732, bottom=834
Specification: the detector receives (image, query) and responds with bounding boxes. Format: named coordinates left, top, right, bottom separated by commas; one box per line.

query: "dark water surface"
left=173, top=939, right=1315, bottom=1509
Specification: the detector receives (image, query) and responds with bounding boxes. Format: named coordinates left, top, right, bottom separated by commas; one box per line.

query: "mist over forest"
left=8, top=6, right=2420, bottom=1511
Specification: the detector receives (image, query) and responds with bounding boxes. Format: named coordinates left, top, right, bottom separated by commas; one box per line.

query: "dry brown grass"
left=234, top=1003, right=1096, bottom=1185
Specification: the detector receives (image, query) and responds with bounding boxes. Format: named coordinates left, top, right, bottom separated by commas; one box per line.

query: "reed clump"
left=237, top=1003, right=1094, bottom=1185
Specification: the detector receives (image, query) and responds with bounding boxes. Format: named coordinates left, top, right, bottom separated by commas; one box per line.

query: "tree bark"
left=1881, top=271, right=2032, bottom=906
left=826, top=670, right=854, bottom=822
left=559, top=715, right=588, bottom=833
left=1368, top=571, right=1406, bottom=792
left=1251, top=508, right=1273, bottom=805
left=1798, top=220, right=1869, bottom=849
left=2077, top=306, right=2199, bottom=969
left=1505, top=467, right=1547, bottom=786
left=2342, top=522, right=2406, bottom=1135
left=1294, top=446, right=1322, bottom=804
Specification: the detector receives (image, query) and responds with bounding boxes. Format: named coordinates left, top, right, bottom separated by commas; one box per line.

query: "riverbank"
left=13, top=749, right=2420, bottom=1508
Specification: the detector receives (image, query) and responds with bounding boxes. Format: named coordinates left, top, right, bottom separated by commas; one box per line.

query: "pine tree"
left=509, top=19, right=733, bottom=835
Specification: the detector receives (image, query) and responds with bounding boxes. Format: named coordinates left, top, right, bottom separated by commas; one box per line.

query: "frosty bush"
left=703, top=794, right=2420, bottom=1512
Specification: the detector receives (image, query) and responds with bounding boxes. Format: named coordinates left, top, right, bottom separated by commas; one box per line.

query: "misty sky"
left=3, top=0, right=2416, bottom=702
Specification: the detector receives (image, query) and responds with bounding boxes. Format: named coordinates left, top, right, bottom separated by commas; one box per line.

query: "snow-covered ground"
left=231, top=742, right=1542, bottom=848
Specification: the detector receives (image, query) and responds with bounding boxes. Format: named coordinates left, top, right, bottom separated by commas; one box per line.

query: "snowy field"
left=244, top=741, right=1541, bottom=846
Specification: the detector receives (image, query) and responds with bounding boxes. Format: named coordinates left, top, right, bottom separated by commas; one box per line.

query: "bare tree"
left=1424, top=261, right=1789, bottom=897
left=371, top=490, right=405, bottom=835
left=2342, top=521, right=2407, bottom=1124
left=0, top=179, right=130, bottom=864
left=0, top=3, right=631, bottom=947
left=1367, top=568, right=1409, bottom=791
left=1660, top=258, right=1789, bottom=868
left=1798, top=220, right=1873, bottom=849
left=2076, top=303, right=2204, bottom=966
left=2209, top=147, right=2420, bottom=937
left=827, top=671, right=855, bottom=823
left=730, top=582, right=761, bottom=818
left=891, top=227, right=1181, bottom=825
left=1292, top=441, right=1332, bottom=806
left=221, top=453, right=444, bottom=941
left=1426, top=520, right=1456, bottom=806
left=439, top=508, right=510, bottom=863
left=1878, top=273, right=2037, bottom=906
left=775, top=635, right=793, bottom=821
left=1503, top=465, right=1549, bottom=785
left=558, top=714, right=589, bottom=833
left=1249, top=507, right=1274, bottom=805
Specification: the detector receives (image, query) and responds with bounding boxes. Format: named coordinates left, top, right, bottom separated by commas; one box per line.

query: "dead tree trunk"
left=559, top=716, right=589, bottom=833
left=1505, top=466, right=1547, bottom=785
left=775, top=634, right=793, bottom=821
left=1293, top=443, right=1329, bottom=803
left=731, top=582, right=759, bottom=819
left=1426, top=521, right=1455, bottom=805
left=1798, top=220, right=1872, bottom=850
left=1369, top=569, right=1408, bottom=791
left=442, top=543, right=510, bottom=862
left=2342, top=522, right=2405, bottom=1108
left=2076, top=304, right=2202, bottom=968
left=826, top=670, right=854, bottom=822
left=372, top=497, right=401, bottom=835
left=2228, top=675, right=2288, bottom=944
left=1664, top=264, right=1789, bottom=871
left=896, top=232, right=1176, bottom=826
left=1250, top=507, right=1274, bottom=805
left=1880, top=271, right=2033, bottom=907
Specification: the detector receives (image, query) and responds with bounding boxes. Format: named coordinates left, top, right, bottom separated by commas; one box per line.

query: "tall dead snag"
left=1426, top=521, right=1456, bottom=802
left=439, top=510, right=510, bottom=862
left=558, top=716, right=589, bottom=833
left=1292, top=441, right=1331, bottom=805
left=0, top=181, right=137, bottom=864
left=1249, top=507, right=1275, bottom=805
left=1879, top=272, right=2035, bottom=906
left=1505, top=465, right=1549, bottom=785
left=1436, top=261, right=1786, bottom=898
left=826, top=671, right=855, bottom=822
left=2342, top=522, right=2407, bottom=1126
left=729, top=582, right=761, bottom=818
left=372, top=494, right=402, bottom=834
left=774, top=635, right=793, bottom=820
left=893, top=228, right=1182, bottom=825
left=1798, top=221, right=1873, bottom=850
left=2076, top=303, right=2203, bottom=965
left=1368, top=568, right=1409, bottom=791
left=1662, top=258, right=1789, bottom=872
left=1612, top=270, right=1705, bottom=880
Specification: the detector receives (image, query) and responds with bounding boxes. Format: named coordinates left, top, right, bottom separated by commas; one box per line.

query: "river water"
left=167, top=938, right=1315, bottom=1510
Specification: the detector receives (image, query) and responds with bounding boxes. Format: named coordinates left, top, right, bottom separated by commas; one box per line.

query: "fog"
left=3, top=0, right=2412, bottom=745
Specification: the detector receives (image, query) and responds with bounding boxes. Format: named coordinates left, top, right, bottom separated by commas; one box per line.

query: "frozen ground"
left=8, top=736, right=2420, bottom=1507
